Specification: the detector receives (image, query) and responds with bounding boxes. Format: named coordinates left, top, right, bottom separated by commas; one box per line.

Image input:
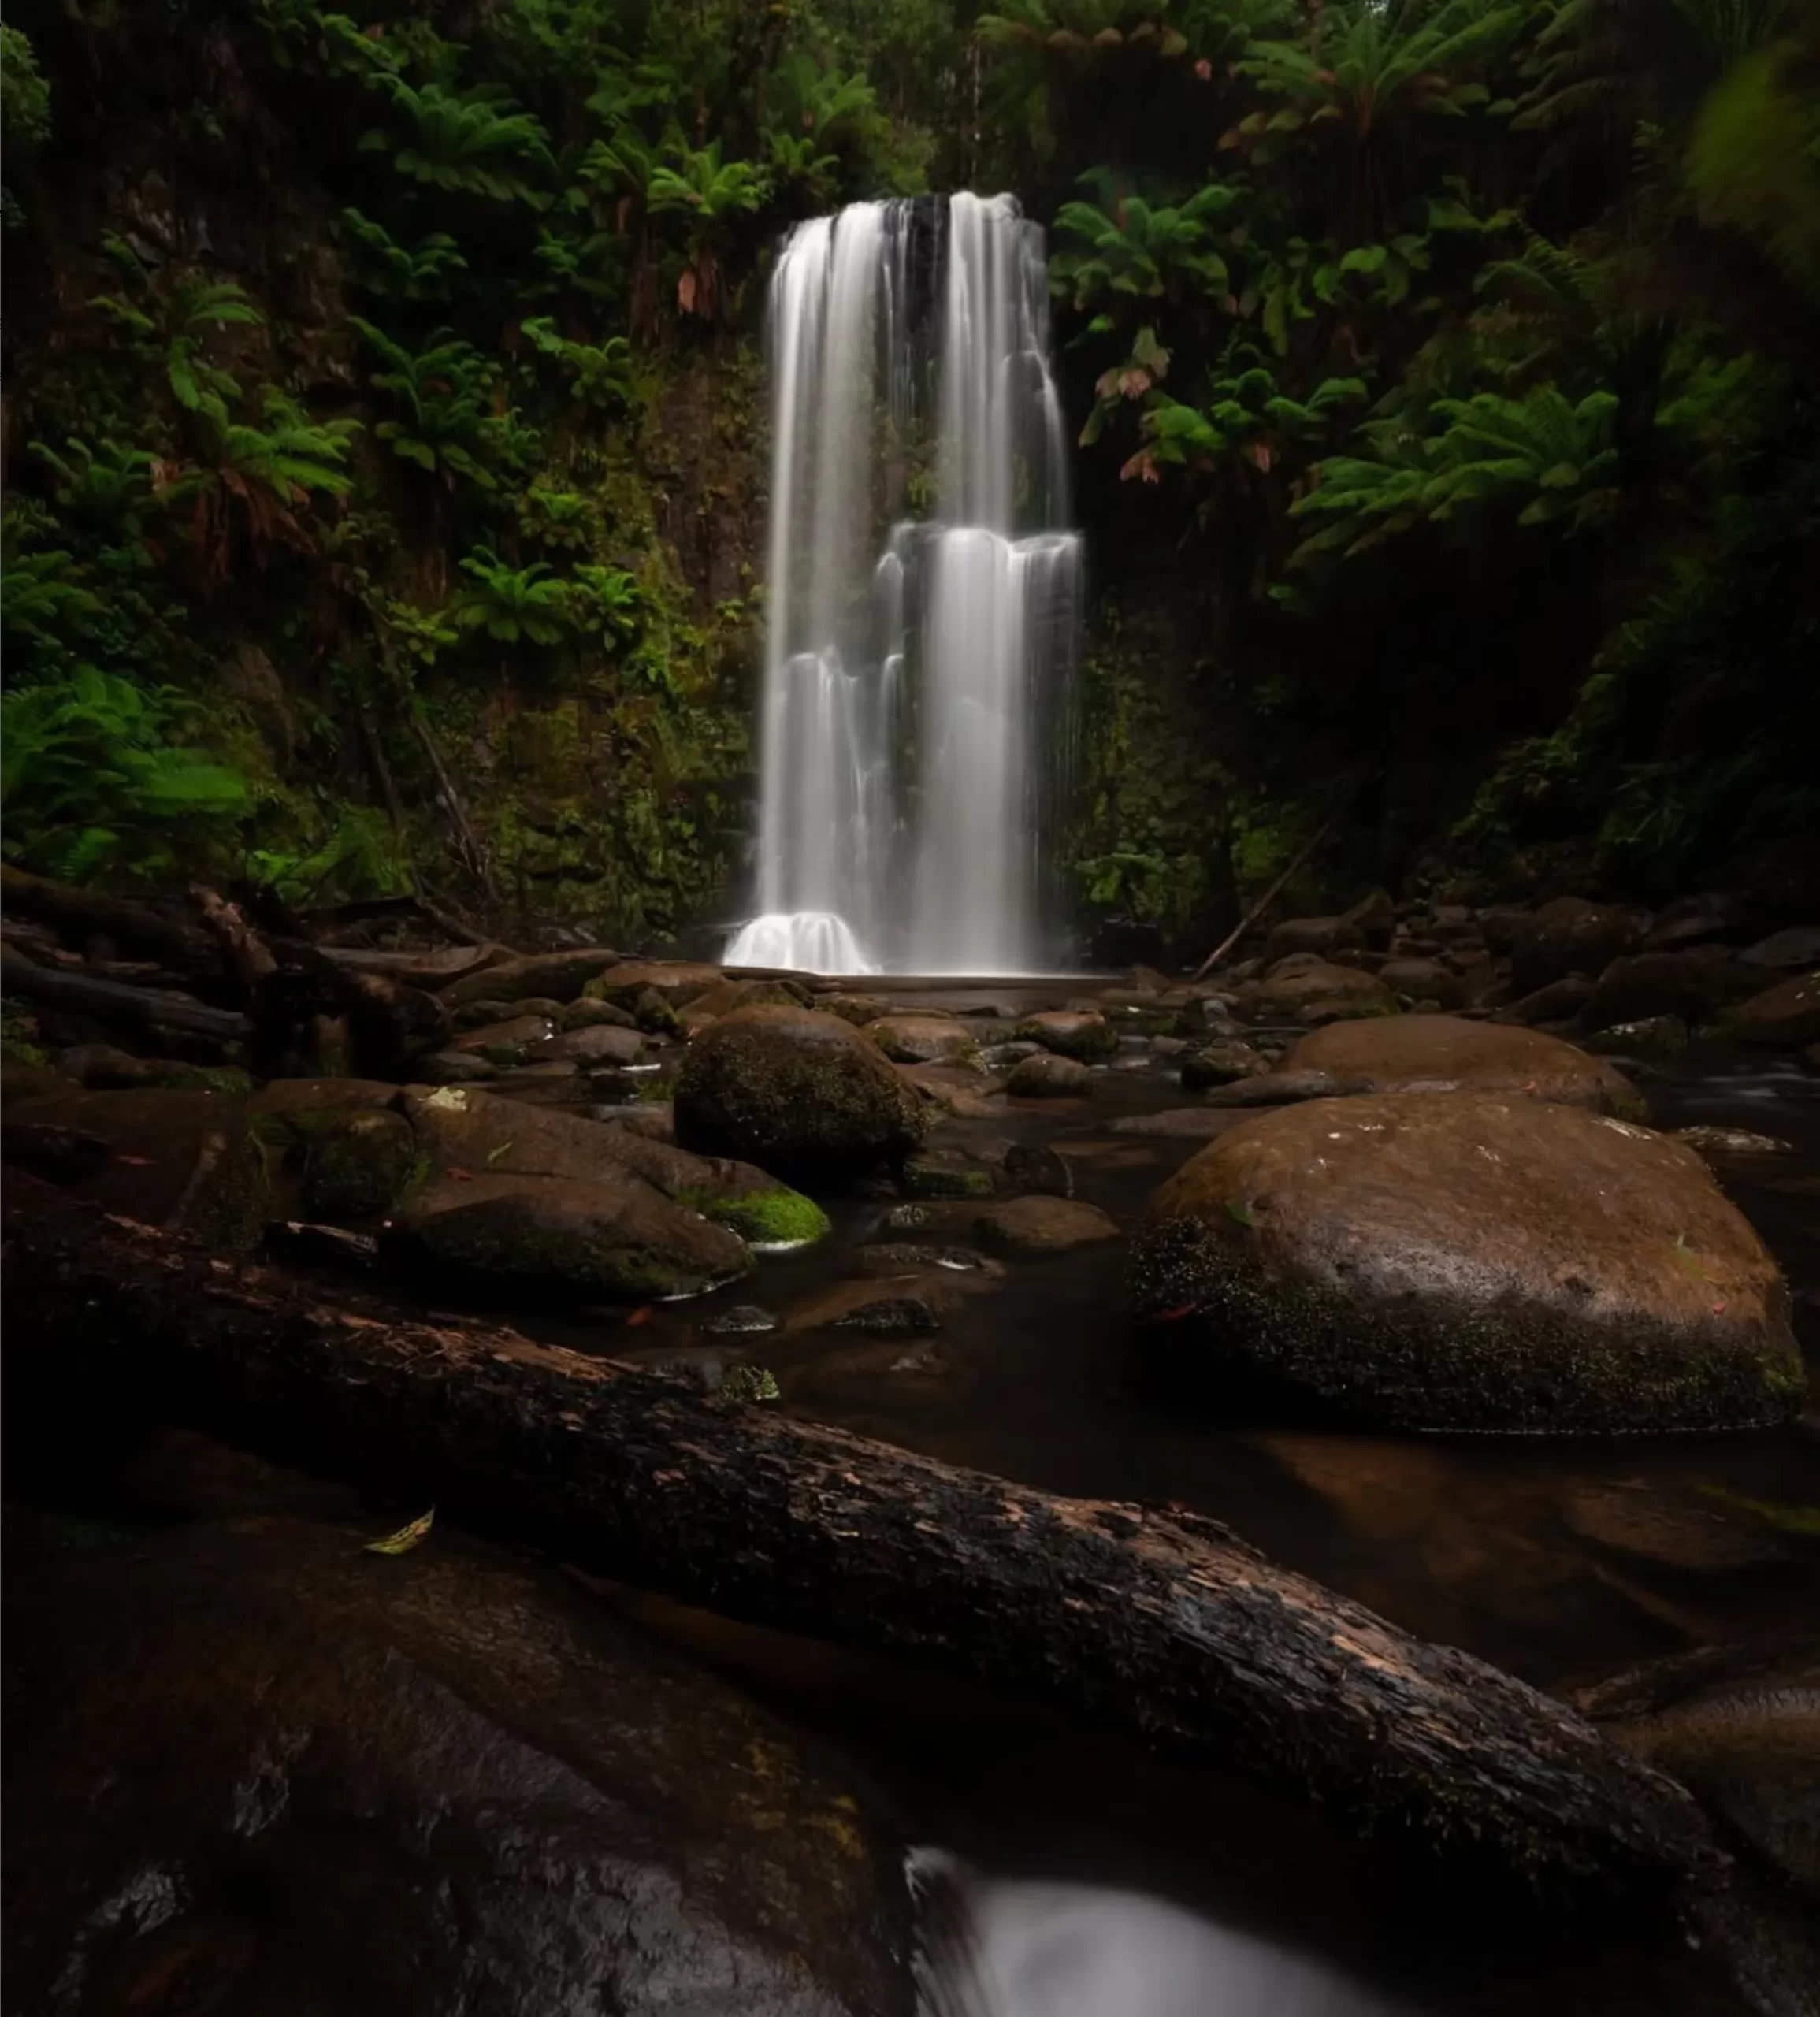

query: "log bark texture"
left=0, top=946, right=253, bottom=1041
left=1, top=1188, right=1719, bottom=1910
left=0, top=864, right=226, bottom=983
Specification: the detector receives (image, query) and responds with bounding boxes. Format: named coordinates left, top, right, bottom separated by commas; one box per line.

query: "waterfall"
left=725, top=193, right=1082, bottom=978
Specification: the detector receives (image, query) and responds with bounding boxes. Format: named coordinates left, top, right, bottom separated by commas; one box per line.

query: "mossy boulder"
left=2, top=1088, right=269, bottom=1254
left=818, top=992, right=893, bottom=1028
left=1130, top=1092, right=1802, bottom=1434
left=398, top=1086, right=826, bottom=1252
left=1278, top=1014, right=1647, bottom=1118
left=899, top=1149, right=995, bottom=1199
left=677, top=1181, right=830, bottom=1250
left=384, top=1170, right=751, bottom=1301
left=674, top=1005, right=926, bottom=1183
left=559, top=997, right=639, bottom=1033
left=1011, top=1009, right=1119, bottom=1061
left=1236, top=960, right=1397, bottom=1027
left=1179, top=1041, right=1268, bottom=1091
left=683, top=979, right=808, bottom=1021
left=299, top=1109, right=425, bottom=1224
left=864, top=1013, right=978, bottom=1064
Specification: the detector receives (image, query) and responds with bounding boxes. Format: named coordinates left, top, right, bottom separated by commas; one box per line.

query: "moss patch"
left=680, top=1183, right=830, bottom=1251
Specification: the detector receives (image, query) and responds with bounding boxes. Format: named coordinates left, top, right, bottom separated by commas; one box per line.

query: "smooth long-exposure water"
left=726, top=194, right=1081, bottom=977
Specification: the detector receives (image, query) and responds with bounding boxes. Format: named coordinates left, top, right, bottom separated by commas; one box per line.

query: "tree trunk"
left=0, top=1188, right=1720, bottom=1913
left=0, top=864, right=227, bottom=988
left=0, top=945, right=253, bottom=1042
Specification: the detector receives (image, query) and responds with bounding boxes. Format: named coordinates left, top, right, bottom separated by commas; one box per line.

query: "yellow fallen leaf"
left=362, top=1507, right=435, bottom=1555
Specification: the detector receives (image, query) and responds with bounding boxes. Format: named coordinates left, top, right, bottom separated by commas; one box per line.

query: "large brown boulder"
left=1510, top=898, right=1641, bottom=996
left=1010, top=1008, right=1119, bottom=1061
left=1237, top=960, right=1396, bottom=1026
left=384, top=1170, right=752, bottom=1301
left=675, top=1005, right=926, bottom=1183
left=586, top=960, right=727, bottom=1009
left=1377, top=957, right=1465, bottom=1010
left=1265, top=916, right=1364, bottom=961
left=1129, top=1092, right=1801, bottom=1433
left=864, top=1013, right=978, bottom=1064
left=1278, top=1014, right=1646, bottom=1117
left=5, top=1508, right=910, bottom=2017
left=1581, top=947, right=1758, bottom=1033
left=1723, top=972, right=1820, bottom=1048
left=440, top=947, right=620, bottom=1008
left=399, top=1086, right=827, bottom=1249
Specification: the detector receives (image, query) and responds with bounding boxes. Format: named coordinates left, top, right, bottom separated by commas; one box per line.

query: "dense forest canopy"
left=2, top=0, right=1815, bottom=953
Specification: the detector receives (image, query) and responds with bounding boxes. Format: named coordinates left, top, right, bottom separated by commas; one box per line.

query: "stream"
left=555, top=1024, right=1819, bottom=2015
left=7, top=1025, right=1817, bottom=2017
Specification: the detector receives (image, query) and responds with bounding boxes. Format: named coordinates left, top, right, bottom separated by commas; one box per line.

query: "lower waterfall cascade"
left=724, top=192, right=1083, bottom=978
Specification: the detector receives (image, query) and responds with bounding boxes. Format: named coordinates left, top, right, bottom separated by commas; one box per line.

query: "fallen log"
left=0, top=1187, right=1719, bottom=1911
left=0, top=864, right=226, bottom=984
left=0, top=946, right=253, bottom=1042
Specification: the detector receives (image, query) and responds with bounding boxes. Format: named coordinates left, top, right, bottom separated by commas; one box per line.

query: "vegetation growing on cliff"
left=1, top=0, right=953, bottom=933
left=2, top=0, right=1814, bottom=945
left=1021, top=0, right=1820, bottom=933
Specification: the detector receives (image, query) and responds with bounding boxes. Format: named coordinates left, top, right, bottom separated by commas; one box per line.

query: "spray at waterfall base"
left=726, top=193, right=1083, bottom=979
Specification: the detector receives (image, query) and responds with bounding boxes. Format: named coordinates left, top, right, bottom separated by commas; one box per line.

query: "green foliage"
left=339, top=209, right=470, bottom=301
left=351, top=319, right=500, bottom=487
left=1, top=23, right=52, bottom=227
left=1290, top=384, right=1623, bottom=558
left=1687, top=33, right=1820, bottom=305
left=520, top=316, right=634, bottom=409
left=453, top=547, right=574, bottom=645
left=1230, top=0, right=1527, bottom=150
left=360, top=78, right=558, bottom=206
left=29, top=437, right=161, bottom=537
left=648, top=139, right=769, bottom=318
left=1052, top=176, right=1246, bottom=308
left=1, top=670, right=251, bottom=882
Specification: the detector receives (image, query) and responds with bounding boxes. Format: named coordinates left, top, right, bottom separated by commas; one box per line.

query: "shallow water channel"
left=540, top=1028, right=1819, bottom=2016
left=9, top=1025, right=1818, bottom=2017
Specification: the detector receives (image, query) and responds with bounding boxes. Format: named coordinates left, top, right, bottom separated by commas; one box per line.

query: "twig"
left=1192, top=819, right=1335, bottom=981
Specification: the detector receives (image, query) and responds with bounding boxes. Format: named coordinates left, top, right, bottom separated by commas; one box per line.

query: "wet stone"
left=899, top=1148, right=996, bottom=1199
left=1005, top=1052, right=1092, bottom=1098
left=1674, top=1127, right=1794, bottom=1159
left=854, top=1242, right=1004, bottom=1280
left=702, top=1302, right=782, bottom=1336
left=1002, top=1141, right=1075, bottom=1198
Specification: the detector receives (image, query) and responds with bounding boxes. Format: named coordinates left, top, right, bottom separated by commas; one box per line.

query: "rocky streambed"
left=4, top=882, right=1818, bottom=2016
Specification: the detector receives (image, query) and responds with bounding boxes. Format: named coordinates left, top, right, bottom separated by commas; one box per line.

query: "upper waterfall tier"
left=725, top=193, right=1082, bottom=979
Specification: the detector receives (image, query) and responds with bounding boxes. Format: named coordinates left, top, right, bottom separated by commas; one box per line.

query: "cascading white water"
left=908, top=1853, right=1406, bottom=2017
left=725, top=193, right=1082, bottom=977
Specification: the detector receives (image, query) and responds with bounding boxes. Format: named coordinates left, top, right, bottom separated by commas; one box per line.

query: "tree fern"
left=361, top=79, right=558, bottom=206
left=1, top=670, right=250, bottom=881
